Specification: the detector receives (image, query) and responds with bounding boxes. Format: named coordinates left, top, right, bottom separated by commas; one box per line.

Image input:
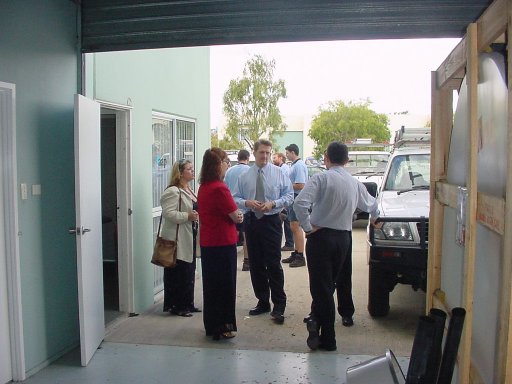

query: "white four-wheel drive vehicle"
left=366, top=127, right=430, bottom=317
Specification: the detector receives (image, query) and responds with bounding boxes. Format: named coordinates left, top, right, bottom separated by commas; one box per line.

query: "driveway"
left=105, top=227, right=425, bottom=357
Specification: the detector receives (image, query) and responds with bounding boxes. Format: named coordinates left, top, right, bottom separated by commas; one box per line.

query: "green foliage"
left=308, top=100, right=390, bottom=158
left=223, top=55, right=287, bottom=149
left=210, top=129, right=242, bottom=150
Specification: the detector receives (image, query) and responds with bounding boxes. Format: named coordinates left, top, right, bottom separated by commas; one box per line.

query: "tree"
left=222, top=55, right=287, bottom=149
left=308, top=100, right=390, bottom=158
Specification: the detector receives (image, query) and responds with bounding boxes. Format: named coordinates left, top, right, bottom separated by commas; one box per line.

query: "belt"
left=246, top=212, right=279, bottom=218
left=316, top=227, right=350, bottom=234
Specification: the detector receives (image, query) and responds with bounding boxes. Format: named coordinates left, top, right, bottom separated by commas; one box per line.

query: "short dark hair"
left=326, top=141, right=349, bottom=165
left=237, top=149, right=250, bottom=161
left=254, top=139, right=272, bottom=151
left=199, top=147, right=227, bottom=183
left=285, top=144, right=299, bottom=155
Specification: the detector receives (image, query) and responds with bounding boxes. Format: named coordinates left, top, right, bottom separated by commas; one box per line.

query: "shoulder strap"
left=157, top=188, right=182, bottom=238
left=175, top=191, right=182, bottom=239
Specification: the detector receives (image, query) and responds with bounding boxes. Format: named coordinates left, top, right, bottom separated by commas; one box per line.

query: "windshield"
left=346, top=153, right=389, bottom=175
left=383, top=153, right=430, bottom=191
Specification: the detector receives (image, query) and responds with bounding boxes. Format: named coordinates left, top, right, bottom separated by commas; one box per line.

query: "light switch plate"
left=20, top=183, right=28, bottom=200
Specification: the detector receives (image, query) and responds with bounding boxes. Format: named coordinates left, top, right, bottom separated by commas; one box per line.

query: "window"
left=151, top=113, right=196, bottom=293
left=152, top=113, right=196, bottom=213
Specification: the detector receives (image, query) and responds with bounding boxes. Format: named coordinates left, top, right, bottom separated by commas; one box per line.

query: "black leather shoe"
left=249, top=305, right=270, bottom=316
left=342, top=316, right=354, bottom=327
left=170, top=308, right=193, bottom=317
left=306, top=319, right=320, bottom=350
left=270, top=309, right=285, bottom=324
left=303, top=314, right=312, bottom=323
left=318, top=343, right=337, bottom=352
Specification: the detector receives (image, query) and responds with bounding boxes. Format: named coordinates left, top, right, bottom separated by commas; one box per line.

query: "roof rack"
left=346, top=138, right=391, bottom=151
left=393, top=126, right=431, bottom=149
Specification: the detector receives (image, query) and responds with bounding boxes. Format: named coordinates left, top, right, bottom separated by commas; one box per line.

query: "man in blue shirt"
left=272, top=152, right=294, bottom=251
left=233, top=139, right=294, bottom=324
left=283, top=144, right=308, bottom=268
left=224, top=149, right=251, bottom=271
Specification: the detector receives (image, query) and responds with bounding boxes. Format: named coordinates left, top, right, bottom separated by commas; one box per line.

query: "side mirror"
left=363, top=182, right=378, bottom=198
left=353, top=182, right=378, bottom=222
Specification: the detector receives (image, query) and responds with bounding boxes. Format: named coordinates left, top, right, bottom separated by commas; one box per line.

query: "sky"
left=210, top=38, right=460, bottom=133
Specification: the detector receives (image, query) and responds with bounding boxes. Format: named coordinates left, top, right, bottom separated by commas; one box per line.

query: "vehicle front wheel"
left=368, top=264, right=391, bottom=317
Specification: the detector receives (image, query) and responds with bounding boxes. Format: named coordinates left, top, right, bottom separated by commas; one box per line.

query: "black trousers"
left=336, top=231, right=355, bottom=318
left=163, top=231, right=197, bottom=312
left=200, top=244, right=237, bottom=335
left=163, top=259, right=194, bottom=312
left=244, top=213, right=286, bottom=311
left=282, top=212, right=294, bottom=247
left=306, top=228, right=352, bottom=346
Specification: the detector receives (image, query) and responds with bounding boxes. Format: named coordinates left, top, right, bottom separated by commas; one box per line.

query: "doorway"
left=99, top=105, right=133, bottom=325
left=0, top=82, right=24, bottom=382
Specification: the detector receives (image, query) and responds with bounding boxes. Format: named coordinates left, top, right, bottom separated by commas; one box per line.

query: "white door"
left=73, top=94, right=104, bottom=366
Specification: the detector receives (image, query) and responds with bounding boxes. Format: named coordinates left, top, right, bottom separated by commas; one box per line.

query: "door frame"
left=98, top=100, right=134, bottom=314
left=0, top=82, right=26, bottom=380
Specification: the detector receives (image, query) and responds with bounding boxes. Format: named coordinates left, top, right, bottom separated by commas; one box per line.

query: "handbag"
left=151, top=190, right=181, bottom=268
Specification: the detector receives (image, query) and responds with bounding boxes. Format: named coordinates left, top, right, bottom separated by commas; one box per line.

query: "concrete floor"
left=20, top=342, right=409, bottom=384
left=20, top=227, right=421, bottom=383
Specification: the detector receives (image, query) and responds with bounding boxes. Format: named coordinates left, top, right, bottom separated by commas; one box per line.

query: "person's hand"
left=260, top=201, right=273, bottom=213
left=188, top=210, right=199, bottom=222
left=236, top=210, right=244, bottom=223
left=246, top=199, right=264, bottom=212
left=305, top=225, right=320, bottom=237
left=370, top=218, right=382, bottom=229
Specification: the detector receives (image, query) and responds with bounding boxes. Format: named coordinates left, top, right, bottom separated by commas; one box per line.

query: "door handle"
left=81, top=227, right=91, bottom=234
left=68, top=227, right=81, bottom=235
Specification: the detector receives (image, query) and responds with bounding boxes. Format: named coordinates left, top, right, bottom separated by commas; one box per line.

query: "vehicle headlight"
left=374, top=222, right=413, bottom=241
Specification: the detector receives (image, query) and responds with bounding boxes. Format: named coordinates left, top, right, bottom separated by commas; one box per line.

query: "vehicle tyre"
left=368, top=264, right=390, bottom=317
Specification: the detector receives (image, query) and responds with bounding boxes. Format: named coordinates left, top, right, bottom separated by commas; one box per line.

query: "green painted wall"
left=274, top=131, right=304, bottom=157
left=0, top=1, right=210, bottom=376
left=0, top=0, right=80, bottom=374
left=89, top=48, right=210, bottom=312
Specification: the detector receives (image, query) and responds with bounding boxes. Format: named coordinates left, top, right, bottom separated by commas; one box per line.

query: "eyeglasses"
left=222, top=159, right=231, bottom=166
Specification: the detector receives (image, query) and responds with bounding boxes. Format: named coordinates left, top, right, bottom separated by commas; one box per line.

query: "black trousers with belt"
left=306, top=228, right=352, bottom=347
left=244, top=212, right=286, bottom=311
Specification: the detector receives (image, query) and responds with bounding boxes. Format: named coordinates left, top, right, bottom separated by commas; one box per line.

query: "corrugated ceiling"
left=81, top=0, right=492, bottom=53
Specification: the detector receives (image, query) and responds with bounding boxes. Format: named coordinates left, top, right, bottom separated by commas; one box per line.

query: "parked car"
left=307, top=164, right=326, bottom=178
left=346, top=151, right=390, bottom=191
left=347, top=151, right=389, bottom=221
left=366, top=127, right=430, bottom=317
left=226, top=150, right=255, bottom=167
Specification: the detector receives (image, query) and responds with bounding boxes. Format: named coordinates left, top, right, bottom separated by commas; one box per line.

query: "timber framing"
left=428, top=0, right=511, bottom=382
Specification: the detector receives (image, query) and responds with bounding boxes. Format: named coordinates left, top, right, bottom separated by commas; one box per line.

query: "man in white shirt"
left=294, top=141, right=379, bottom=351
